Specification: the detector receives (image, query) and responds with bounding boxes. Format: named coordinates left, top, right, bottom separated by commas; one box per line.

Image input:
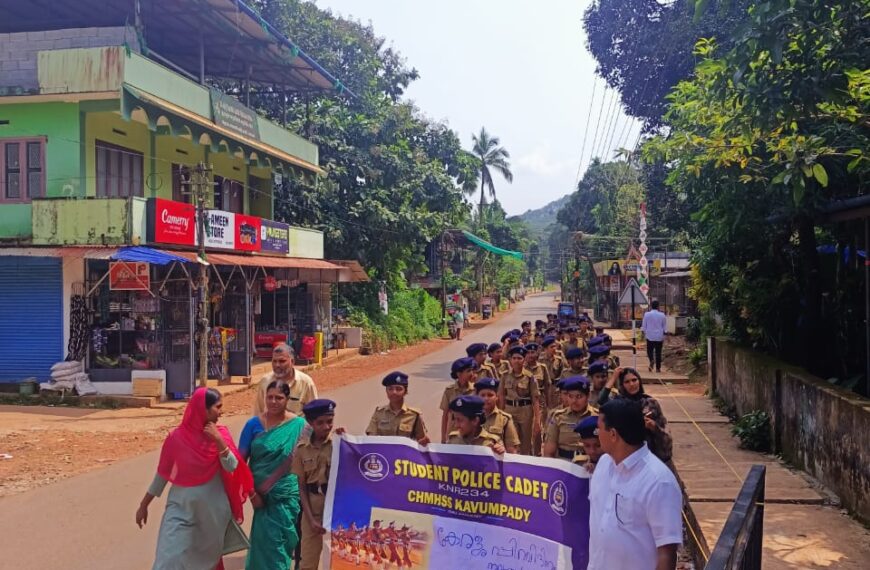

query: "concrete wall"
left=709, top=337, right=870, bottom=523
left=0, top=27, right=137, bottom=94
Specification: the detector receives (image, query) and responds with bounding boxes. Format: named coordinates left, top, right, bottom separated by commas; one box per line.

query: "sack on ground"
left=50, top=360, right=83, bottom=375
left=73, top=373, right=98, bottom=396
left=51, top=369, right=79, bottom=382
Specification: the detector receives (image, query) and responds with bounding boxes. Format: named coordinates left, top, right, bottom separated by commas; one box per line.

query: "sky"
left=312, top=0, right=638, bottom=217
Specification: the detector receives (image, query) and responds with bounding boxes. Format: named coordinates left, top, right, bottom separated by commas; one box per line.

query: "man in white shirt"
left=589, top=399, right=682, bottom=570
left=641, top=300, right=667, bottom=372
left=253, top=343, right=318, bottom=416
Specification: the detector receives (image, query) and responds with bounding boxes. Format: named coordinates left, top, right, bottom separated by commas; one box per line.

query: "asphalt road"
left=0, top=292, right=554, bottom=569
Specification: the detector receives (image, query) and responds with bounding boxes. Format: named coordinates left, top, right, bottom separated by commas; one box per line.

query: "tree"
left=557, top=160, right=644, bottom=238
left=471, top=127, right=514, bottom=224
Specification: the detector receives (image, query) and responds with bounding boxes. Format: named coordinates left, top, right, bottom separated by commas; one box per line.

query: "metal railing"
left=706, top=464, right=766, bottom=570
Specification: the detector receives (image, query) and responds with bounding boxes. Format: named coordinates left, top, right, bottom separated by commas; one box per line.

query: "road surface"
left=0, top=293, right=553, bottom=569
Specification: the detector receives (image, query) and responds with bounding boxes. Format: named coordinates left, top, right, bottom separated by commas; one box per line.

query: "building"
left=0, top=0, right=366, bottom=395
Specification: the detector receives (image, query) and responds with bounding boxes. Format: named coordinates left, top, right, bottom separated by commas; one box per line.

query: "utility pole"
left=183, top=162, right=213, bottom=388
left=440, top=230, right=447, bottom=326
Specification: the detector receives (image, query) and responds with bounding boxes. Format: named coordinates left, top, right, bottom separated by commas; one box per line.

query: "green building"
left=0, top=0, right=364, bottom=394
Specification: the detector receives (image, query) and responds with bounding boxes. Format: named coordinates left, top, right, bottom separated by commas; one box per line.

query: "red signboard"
left=109, top=261, right=150, bottom=291
left=152, top=198, right=196, bottom=246
left=235, top=213, right=261, bottom=252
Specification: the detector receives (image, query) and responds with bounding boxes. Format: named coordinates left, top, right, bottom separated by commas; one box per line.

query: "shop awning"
left=460, top=231, right=524, bottom=260
left=111, top=247, right=193, bottom=266
left=163, top=250, right=349, bottom=283
left=330, top=260, right=371, bottom=283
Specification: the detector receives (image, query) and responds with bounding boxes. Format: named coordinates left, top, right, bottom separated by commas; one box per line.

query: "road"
left=0, top=293, right=554, bottom=569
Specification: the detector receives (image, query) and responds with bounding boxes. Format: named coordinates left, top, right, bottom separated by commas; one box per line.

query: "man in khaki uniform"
left=254, top=343, right=317, bottom=415
left=544, top=376, right=595, bottom=463
left=446, top=395, right=505, bottom=453
left=439, top=357, right=476, bottom=443
left=475, top=377, right=520, bottom=453
left=559, top=347, right=587, bottom=380
left=293, top=399, right=336, bottom=570
left=366, top=371, right=429, bottom=443
left=479, top=343, right=507, bottom=381
left=497, top=346, right=541, bottom=455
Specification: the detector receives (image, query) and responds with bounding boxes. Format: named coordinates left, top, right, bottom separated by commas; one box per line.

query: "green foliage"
left=731, top=410, right=771, bottom=452
left=471, top=127, right=514, bottom=224
left=688, top=344, right=707, bottom=367
left=348, top=288, right=443, bottom=351
left=557, top=160, right=645, bottom=237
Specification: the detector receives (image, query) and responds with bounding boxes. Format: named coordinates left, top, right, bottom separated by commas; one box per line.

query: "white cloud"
left=515, top=146, right=576, bottom=178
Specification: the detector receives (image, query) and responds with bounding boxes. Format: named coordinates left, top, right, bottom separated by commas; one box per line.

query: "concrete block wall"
left=709, top=337, right=870, bottom=523
left=0, top=27, right=140, bottom=93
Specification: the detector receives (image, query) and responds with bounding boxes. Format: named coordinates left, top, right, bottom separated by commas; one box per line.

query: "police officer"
left=446, top=395, right=505, bottom=453
left=561, top=326, right=581, bottom=352
left=559, top=346, right=587, bottom=380
left=366, top=372, right=429, bottom=444
left=539, top=336, right=565, bottom=406
left=293, top=399, right=337, bottom=570
left=498, top=346, right=541, bottom=455
left=573, top=414, right=604, bottom=472
left=578, top=316, right=593, bottom=343
left=586, top=361, right=610, bottom=405
left=543, top=376, right=595, bottom=463
left=524, top=342, right=550, bottom=455
left=588, top=343, right=615, bottom=369
left=440, top=357, right=476, bottom=443
left=480, top=342, right=507, bottom=381
left=475, top=377, right=520, bottom=453
left=466, top=342, right=488, bottom=378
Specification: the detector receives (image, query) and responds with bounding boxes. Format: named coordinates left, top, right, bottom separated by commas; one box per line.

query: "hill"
left=509, top=194, right=570, bottom=234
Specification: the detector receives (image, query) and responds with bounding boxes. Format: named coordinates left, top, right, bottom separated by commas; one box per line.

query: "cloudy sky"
left=313, top=0, right=638, bottom=216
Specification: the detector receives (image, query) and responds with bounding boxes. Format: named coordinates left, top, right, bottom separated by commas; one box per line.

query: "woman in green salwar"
left=239, top=379, right=311, bottom=570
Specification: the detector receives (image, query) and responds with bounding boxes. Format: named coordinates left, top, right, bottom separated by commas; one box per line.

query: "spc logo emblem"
left=549, top=480, right=569, bottom=516
left=359, top=453, right=389, bottom=482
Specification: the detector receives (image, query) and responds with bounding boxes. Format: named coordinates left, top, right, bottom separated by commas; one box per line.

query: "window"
left=172, top=164, right=191, bottom=203
left=96, top=141, right=143, bottom=198
left=0, top=138, right=44, bottom=202
left=213, top=175, right=243, bottom=213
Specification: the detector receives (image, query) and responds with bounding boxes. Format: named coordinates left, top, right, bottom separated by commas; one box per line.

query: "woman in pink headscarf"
left=136, top=387, right=254, bottom=570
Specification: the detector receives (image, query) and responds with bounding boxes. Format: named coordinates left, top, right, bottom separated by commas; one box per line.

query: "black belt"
left=557, top=448, right=576, bottom=460
left=506, top=398, right=532, bottom=406
left=307, top=483, right=328, bottom=495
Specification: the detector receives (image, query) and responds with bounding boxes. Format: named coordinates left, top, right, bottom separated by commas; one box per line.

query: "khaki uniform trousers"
left=300, top=492, right=326, bottom=570
left=504, top=403, right=534, bottom=455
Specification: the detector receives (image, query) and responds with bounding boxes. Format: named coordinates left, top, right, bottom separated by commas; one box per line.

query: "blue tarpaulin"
left=110, top=247, right=192, bottom=265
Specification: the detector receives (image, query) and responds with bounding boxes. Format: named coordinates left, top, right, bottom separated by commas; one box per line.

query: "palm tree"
left=471, top=127, right=513, bottom=224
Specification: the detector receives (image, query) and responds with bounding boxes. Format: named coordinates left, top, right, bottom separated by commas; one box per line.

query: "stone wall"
left=709, top=337, right=870, bottom=522
left=0, top=27, right=139, bottom=93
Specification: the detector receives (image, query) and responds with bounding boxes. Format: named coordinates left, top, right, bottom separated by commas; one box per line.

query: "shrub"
left=347, top=288, right=443, bottom=350
left=731, top=410, right=771, bottom=452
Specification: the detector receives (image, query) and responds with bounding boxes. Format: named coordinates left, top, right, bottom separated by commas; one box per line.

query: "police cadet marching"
left=366, top=371, right=429, bottom=444
left=446, top=394, right=506, bottom=453
left=440, top=357, right=476, bottom=443
left=574, top=415, right=604, bottom=473
left=586, top=361, right=610, bottom=405
left=559, top=346, right=587, bottom=380
left=539, top=336, right=565, bottom=412
left=465, top=342, right=488, bottom=380
left=479, top=342, right=507, bottom=381
left=292, top=399, right=337, bottom=570
left=543, top=376, right=595, bottom=464
left=523, top=342, right=550, bottom=455
left=474, top=377, right=521, bottom=454
left=497, top=346, right=541, bottom=456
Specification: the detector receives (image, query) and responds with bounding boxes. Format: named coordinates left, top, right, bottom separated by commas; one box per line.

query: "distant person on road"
left=589, top=399, right=682, bottom=570
left=452, top=308, right=465, bottom=340
left=365, top=372, right=429, bottom=444
left=254, top=343, right=318, bottom=416
left=136, top=388, right=254, bottom=570
left=598, top=367, right=673, bottom=463
left=241, top=379, right=311, bottom=570
left=641, top=300, right=667, bottom=373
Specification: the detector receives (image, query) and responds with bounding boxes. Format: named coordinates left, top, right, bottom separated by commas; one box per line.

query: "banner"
left=109, top=261, right=150, bottom=291
left=323, top=435, right=591, bottom=570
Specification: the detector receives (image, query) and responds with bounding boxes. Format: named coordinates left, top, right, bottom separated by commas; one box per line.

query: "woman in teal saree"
left=240, top=379, right=311, bottom=570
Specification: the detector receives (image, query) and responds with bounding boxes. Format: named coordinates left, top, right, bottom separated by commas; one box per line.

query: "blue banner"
left=323, top=435, right=591, bottom=569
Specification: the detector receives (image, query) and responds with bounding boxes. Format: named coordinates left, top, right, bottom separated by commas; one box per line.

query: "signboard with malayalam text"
left=210, top=88, right=260, bottom=140
left=323, top=435, right=591, bottom=570
left=109, top=261, right=150, bottom=291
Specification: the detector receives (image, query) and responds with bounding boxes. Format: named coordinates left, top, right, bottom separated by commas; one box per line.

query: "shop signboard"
left=205, top=210, right=235, bottom=249
left=148, top=198, right=196, bottom=246
left=149, top=199, right=269, bottom=253
left=210, top=88, right=260, bottom=140
left=235, top=213, right=261, bottom=251
left=260, top=219, right=290, bottom=255
left=109, top=261, right=150, bottom=291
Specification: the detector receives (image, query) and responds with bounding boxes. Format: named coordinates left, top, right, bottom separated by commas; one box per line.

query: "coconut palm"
left=471, top=127, right=513, bottom=224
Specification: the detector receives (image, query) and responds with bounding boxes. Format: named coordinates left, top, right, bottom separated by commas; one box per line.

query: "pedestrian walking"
left=136, top=388, right=254, bottom=570
left=439, top=357, right=476, bottom=443
left=366, top=371, right=429, bottom=444
left=446, top=395, right=506, bottom=453
left=475, top=377, right=520, bottom=453
left=452, top=307, right=465, bottom=340
left=253, top=343, right=318, bottom=416
left=241, top=380, right=311, bottom=570
left=642, top=300, right=667, bottom=372
left=293, top=399, right=338, bottom=570
left=589, top=399, right=682, bottom=570
left=498, top=346, right=541, bottom=455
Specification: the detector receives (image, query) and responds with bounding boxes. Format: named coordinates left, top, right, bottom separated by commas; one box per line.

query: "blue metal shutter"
left=0, top=256, right=63, bottom=382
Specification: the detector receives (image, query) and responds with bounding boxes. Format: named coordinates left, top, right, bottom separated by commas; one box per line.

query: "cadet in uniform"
left=539, top=336, right=565, bottom=408
left=586, top=361, right=610, bottom=405
left=366, top=371, right=429, bottom=444
left=475, top=377, right=520, bottom=453
left=446, top=394, right=506, bottom=453
left=578, top=317, right=593, bottom=343
left=559, top=346, right=587, bottom=380
left=573, top=415, right=604, bottom=472
left=293, top=399, right=337, bottom=570
left=479, top=342, right=507, bottom=381
left=439, top=357, right=476, bottom=443
left=561, top=326, right=580, bottom=353
left=544, top=376, right=595, bottom=463
left=588, top=342, right=616, bottom=369
left=498, top=346, right=541, bottom=455
left=466, top=342, right=488, bottom=379
left=524, top=342, right=550, bottom=455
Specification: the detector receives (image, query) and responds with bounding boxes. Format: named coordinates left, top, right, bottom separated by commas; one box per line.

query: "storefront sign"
left=149, top=198, right=196, bottom=246
left=235, top=214, right=261, bottom=251
left=263, top=275, right=277, bottom=292
left=205, top=210, right=235, bottom=249
left=323, top=435, right=591, bottom=570
left=210, top=88, right=260, bottom=140
left=109, top=261, right=150, bottom=291
left=260, top=219, right=290, bottom=255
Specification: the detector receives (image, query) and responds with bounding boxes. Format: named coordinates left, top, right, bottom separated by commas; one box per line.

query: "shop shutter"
left=0, top=256, right=63, bottom=382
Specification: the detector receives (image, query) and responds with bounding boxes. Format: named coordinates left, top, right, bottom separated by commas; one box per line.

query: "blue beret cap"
left=524, top=343, right=540, bottom=352
left=302, top=398, right=337, bottom=418
left=465, top=343, right=487, bottom=357
left=587, top=335, right=606, bottom=347
left=487, top=342, right=502, bottom=354
left=574, top=415, right=600, bottom=438
left=560, top=375, right=591, bottom=393
left=474, top=377, right=499, bottom=392
left=500, top=331, right=513, bottom=342
left=508, top=345, right=527, bottom=357
left=450, top=357, right=475, bottom=378
left=566, top=347, right=585, bottom=360
left=587, top=362, right=610, bottom=376
left=449, top=394, right=485, bottom=418
left=541, top=335, right=557, bottom=348
left=589, top=344, right=611, bottom=356
left=382, top=371, right=409, bottom=387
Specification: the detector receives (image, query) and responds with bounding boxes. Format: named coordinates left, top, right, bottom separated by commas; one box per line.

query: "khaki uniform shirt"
left=540, top=352, right=565, bottom=383
left=291, top=433, right=333, bottom=487
left=446, top=427, right=502, bottom=448
left=479, top=360, right=505, bottom=381
left=255, top=370, right=318, bottom=416
left=482, top=408, right=520, bottom=449
left=546, top=407, right=594, bottom=459
left=501, top=369, right=539, bottom=404
left=526, top=362, right=551, bottom=403
left=559, top=367, right=586, bottom=381
left=440, top=382, right=474, bottom=411
left=366, top=403, right=427, bottom=440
